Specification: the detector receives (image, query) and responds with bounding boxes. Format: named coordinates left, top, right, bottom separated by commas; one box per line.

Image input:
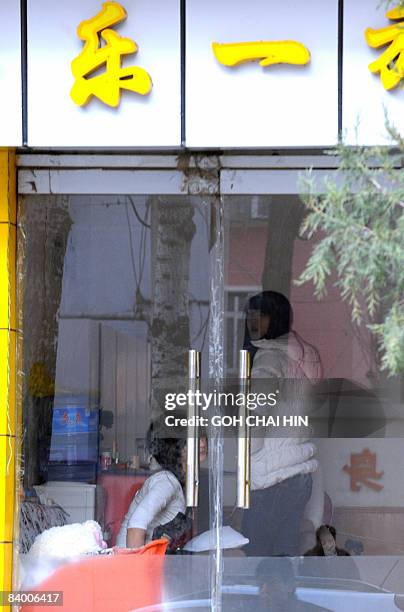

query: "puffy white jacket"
left=250, top=331, right=322, bottom=491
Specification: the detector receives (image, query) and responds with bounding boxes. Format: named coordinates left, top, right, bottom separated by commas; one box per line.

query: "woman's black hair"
left=146, top=419, right=186, bottom=485
left=316, top=524, right=337, bottom=542
left=247, top=291, right=293, bottom=341
left=243, top=291, right=293, bottom=364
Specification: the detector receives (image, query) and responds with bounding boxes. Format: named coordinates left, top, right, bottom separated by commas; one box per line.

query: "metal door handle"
left=186, top=349, right=201, bottom=507
left=237, top=350, right=251, bottom=509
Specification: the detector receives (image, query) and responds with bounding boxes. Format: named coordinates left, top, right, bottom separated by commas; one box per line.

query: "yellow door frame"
left=0, top=148, right=18, bottom=602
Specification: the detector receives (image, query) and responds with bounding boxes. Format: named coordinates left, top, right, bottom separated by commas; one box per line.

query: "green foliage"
left=297, top=123, right=404, bottom=376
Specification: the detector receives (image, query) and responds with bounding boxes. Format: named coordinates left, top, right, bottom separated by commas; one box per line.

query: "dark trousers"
left=242, top=473, right=313, bottom=556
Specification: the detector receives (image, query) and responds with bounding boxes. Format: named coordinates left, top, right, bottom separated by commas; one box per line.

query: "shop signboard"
left=0, top=1, right=403, bottom=147
left=0, top=2, right=22, bottom=145
left=27, top=0, right=181, bottom=147
left=186, top=0, right=339, bottom=147
left=343, top=0, right=404, bottom=145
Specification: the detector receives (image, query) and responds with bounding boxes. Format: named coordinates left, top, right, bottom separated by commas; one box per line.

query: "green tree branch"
left=297, top=122, right=404, bottom=376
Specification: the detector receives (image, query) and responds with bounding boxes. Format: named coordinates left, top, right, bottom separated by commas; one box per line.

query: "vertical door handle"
left=237, top=350, right=251, bottom=509
left=186, top=350, right=201, bottom=507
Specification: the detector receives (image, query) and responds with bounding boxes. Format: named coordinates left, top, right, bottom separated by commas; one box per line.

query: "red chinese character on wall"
left=343, top=448, right=384, bottom=492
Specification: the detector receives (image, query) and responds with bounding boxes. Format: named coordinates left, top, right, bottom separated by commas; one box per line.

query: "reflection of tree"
left=21, top=196, right=71, bottom=486
left=261, top=195, right=305, bottom=298
left=297, top=125, right=404, bottom=376
left=150, top=197, right=196, bottom=417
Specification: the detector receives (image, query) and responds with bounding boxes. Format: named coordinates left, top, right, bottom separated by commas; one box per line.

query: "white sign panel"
left=27, top=0, right=181, bottom=147
left=343, top=0, right=404, bottom=145
left=186, top=0, right=339, bottom=148
left=0, top=3, right=22, bottom=145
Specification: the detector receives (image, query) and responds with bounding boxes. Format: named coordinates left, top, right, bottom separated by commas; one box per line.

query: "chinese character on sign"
left=365, top=6, right=404, bottom=90
left=343, top=448, right=384, bottom=492
left=70, top=1, right=152, bottom=107
left=212, top=40, right=310, bottom=68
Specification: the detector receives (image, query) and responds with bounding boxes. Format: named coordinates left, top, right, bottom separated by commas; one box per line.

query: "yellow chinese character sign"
left=212, top=40, right=310, bottom=68
left=365, top=6, right=404, bottom=90
left=71, top=2, right=152, bottom=107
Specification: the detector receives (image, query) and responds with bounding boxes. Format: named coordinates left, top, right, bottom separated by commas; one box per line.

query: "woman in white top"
left=116, top=423, right=187, bottom=549
left=117, top=423, right=208, bottom=549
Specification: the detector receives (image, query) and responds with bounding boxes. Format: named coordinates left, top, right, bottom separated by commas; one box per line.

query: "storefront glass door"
left=17, top=171, right=403, bottom=610
left=18, top=192, right=224, bottom=606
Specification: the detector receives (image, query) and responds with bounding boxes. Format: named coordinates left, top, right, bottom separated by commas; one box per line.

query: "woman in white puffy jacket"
left=242, top=291, right=322, bottom=556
